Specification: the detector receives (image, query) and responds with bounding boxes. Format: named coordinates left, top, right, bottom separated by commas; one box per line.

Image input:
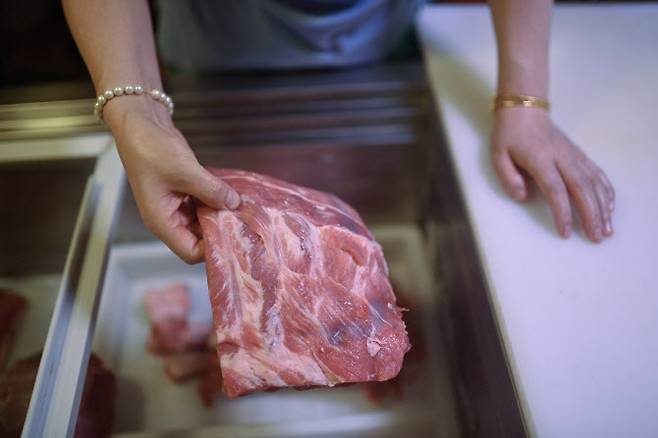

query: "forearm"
left=489, top=0, right=552, bottom=98
left=62, top=0, right=167, bottom=127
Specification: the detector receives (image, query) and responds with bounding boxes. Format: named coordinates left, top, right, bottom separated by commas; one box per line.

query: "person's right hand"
left=104, top=98, right=241, bottom=263
left=491, top=107, right=614, bottom=242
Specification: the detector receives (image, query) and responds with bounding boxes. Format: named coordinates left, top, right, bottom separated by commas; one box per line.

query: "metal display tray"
left=93, top=227, right=459, bottom=437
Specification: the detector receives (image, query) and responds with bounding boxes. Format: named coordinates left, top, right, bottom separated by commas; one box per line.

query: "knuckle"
left=179, top=252, right=196, bottom=265
left=162, top=167, right=189, bottom=189
left=525, top=156, right=544, bottom=171
left=572, top=174, right=591, bottom=190
left=492, top=148, right=508, bottom=163
left=601, top=176, right=615, bottom=197
left=201, top=180, right=229, bottom=206
left=580, top=202, right=598, bottom=220
left=530, top=159, right=555, bottom=177
left=213, top=182, right=230, bottom=202
left=544, top=183, right=561, bottom=197
left=584, top=169, right=599, bottom=185
left=540, top=175, right=563, bottom=197
left=172, top=173, right=189, bottom=190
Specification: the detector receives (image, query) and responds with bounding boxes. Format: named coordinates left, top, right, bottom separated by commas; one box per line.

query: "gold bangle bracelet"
left=492, top=95, right=550, bottom=111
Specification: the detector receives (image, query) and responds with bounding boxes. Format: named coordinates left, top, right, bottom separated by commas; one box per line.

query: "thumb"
left=178, top=166, right=241, bottom=210
left=492, top=149, right=527, bottom=201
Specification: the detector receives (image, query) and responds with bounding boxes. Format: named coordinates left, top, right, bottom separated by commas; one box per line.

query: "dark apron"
left=156, top=0, right=424, bottom=72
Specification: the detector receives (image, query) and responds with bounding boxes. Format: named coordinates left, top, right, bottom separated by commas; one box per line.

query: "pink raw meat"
left=198, top=169, right=410, bottom=398
left=144, top=283, right=210, bottom=354
left=144, top=283, right=190, bottom=322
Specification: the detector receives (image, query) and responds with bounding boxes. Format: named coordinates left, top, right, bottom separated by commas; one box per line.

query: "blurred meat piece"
left=144, top=283, right=211, bottom=354
left=144, top=283, right=221, bottom=406
left=144, top=283, right=189, bottom=322
left=74, top=354, right=117, bottom=438
left=0, top=353, right=38, bottom=436
left=197, top=352, right=223, bottom=407
left=164, top=351, right=210, bottom=383
left=0, top=289, right=27, bottom=370
left=147, top=320, right=211, bottom=355
left=0, top=352, right=116, bottom=438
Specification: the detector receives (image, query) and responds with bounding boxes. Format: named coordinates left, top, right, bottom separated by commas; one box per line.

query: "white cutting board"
left=418, top=4, right=658, bottom=438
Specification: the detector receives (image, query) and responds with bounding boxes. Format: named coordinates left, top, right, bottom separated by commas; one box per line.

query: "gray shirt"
left=156, top=0, right=424, bottom=72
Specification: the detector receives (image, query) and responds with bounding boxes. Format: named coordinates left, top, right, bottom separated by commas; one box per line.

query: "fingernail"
left=604, top=221, right=613, bottom=236
left=563, top=224, right=571, bottom=238
left=226, top=190, right=241, bottom=210
left=593, top=227, right=603, bottom=241
left=514, top=187, right=526, bottom=199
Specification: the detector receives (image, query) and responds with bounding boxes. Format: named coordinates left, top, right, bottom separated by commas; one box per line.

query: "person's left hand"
left=491, top=107, right=615, bottom=242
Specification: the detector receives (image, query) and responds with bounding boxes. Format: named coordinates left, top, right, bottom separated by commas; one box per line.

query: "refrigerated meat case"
left=0, top=62, right=526, bottom=437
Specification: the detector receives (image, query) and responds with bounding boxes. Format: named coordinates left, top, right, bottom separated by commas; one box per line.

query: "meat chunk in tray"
left=0, top=352, right=116, bottom=438
left=144, top=283, right=211, bottom=355
left=0, top=289, right=27, bottom=370
left=198, top=169, right=411, bottom=398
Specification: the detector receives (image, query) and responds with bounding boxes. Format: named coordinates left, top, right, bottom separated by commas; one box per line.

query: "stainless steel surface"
left=22, top=177, right=100, bottom=438
left=94, top=226, right=459, bottom=438
left=425, top=117, right=527, bottom=438
left=1, top=61, right=527, bottom=437
left=0, top=136, right=123, bottom=438
left=0, top=133, right=110, bottom=276
left=0, top=137, right=103, bottom=438
left=106, top=63, right=525, bottom=437
left=0, top=157, right=95, bottom=276
left=23, top=147, right=125, bottom=438
left=97, top=65, right=459, bottom=437
left=112, top=408, right=439, bottom=438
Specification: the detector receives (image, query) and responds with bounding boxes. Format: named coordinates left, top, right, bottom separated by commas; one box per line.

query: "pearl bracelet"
left=93, top=85, right=174, bottom=122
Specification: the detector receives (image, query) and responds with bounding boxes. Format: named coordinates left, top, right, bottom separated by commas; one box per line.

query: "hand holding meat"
left=103, top=98, right=241, bottom=263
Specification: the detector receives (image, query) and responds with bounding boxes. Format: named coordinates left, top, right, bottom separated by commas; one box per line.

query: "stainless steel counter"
left=0, top=61, right=525, bottom=437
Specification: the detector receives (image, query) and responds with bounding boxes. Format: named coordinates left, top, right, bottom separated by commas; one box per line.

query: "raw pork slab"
left=198, top=169, right=410, bottom=398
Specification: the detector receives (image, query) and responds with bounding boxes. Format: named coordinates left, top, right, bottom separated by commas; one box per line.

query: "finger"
left=177, top=196, right=203, bottom=238
left=593, top=178, right=613, bottom=236
left=177, top=195, right=199, bottom=225
left=492, top=149, right=528, bottom=201
left=598, top=170, right=615, bottom=210
left=140, top=201, right=204, bottom=264
left=558, top=165, right=604, bottom=242
left=176, top=167, right=241, bottom=210
left=155, top=221, right=205, bottom=264
left=168, top=226, right=205, bottom=264
left=525, top=163, right=573, bottom=238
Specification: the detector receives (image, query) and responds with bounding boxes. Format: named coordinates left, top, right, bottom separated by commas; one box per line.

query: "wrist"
left=497, top=83, right=548, bottom=100
left=104, top=94, right=173, bottom=132
left=497, top=55, right=548, bottom=99
left=493, top=106, right=551, bottom=132
left=493, top=94, right=550, bottom=112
